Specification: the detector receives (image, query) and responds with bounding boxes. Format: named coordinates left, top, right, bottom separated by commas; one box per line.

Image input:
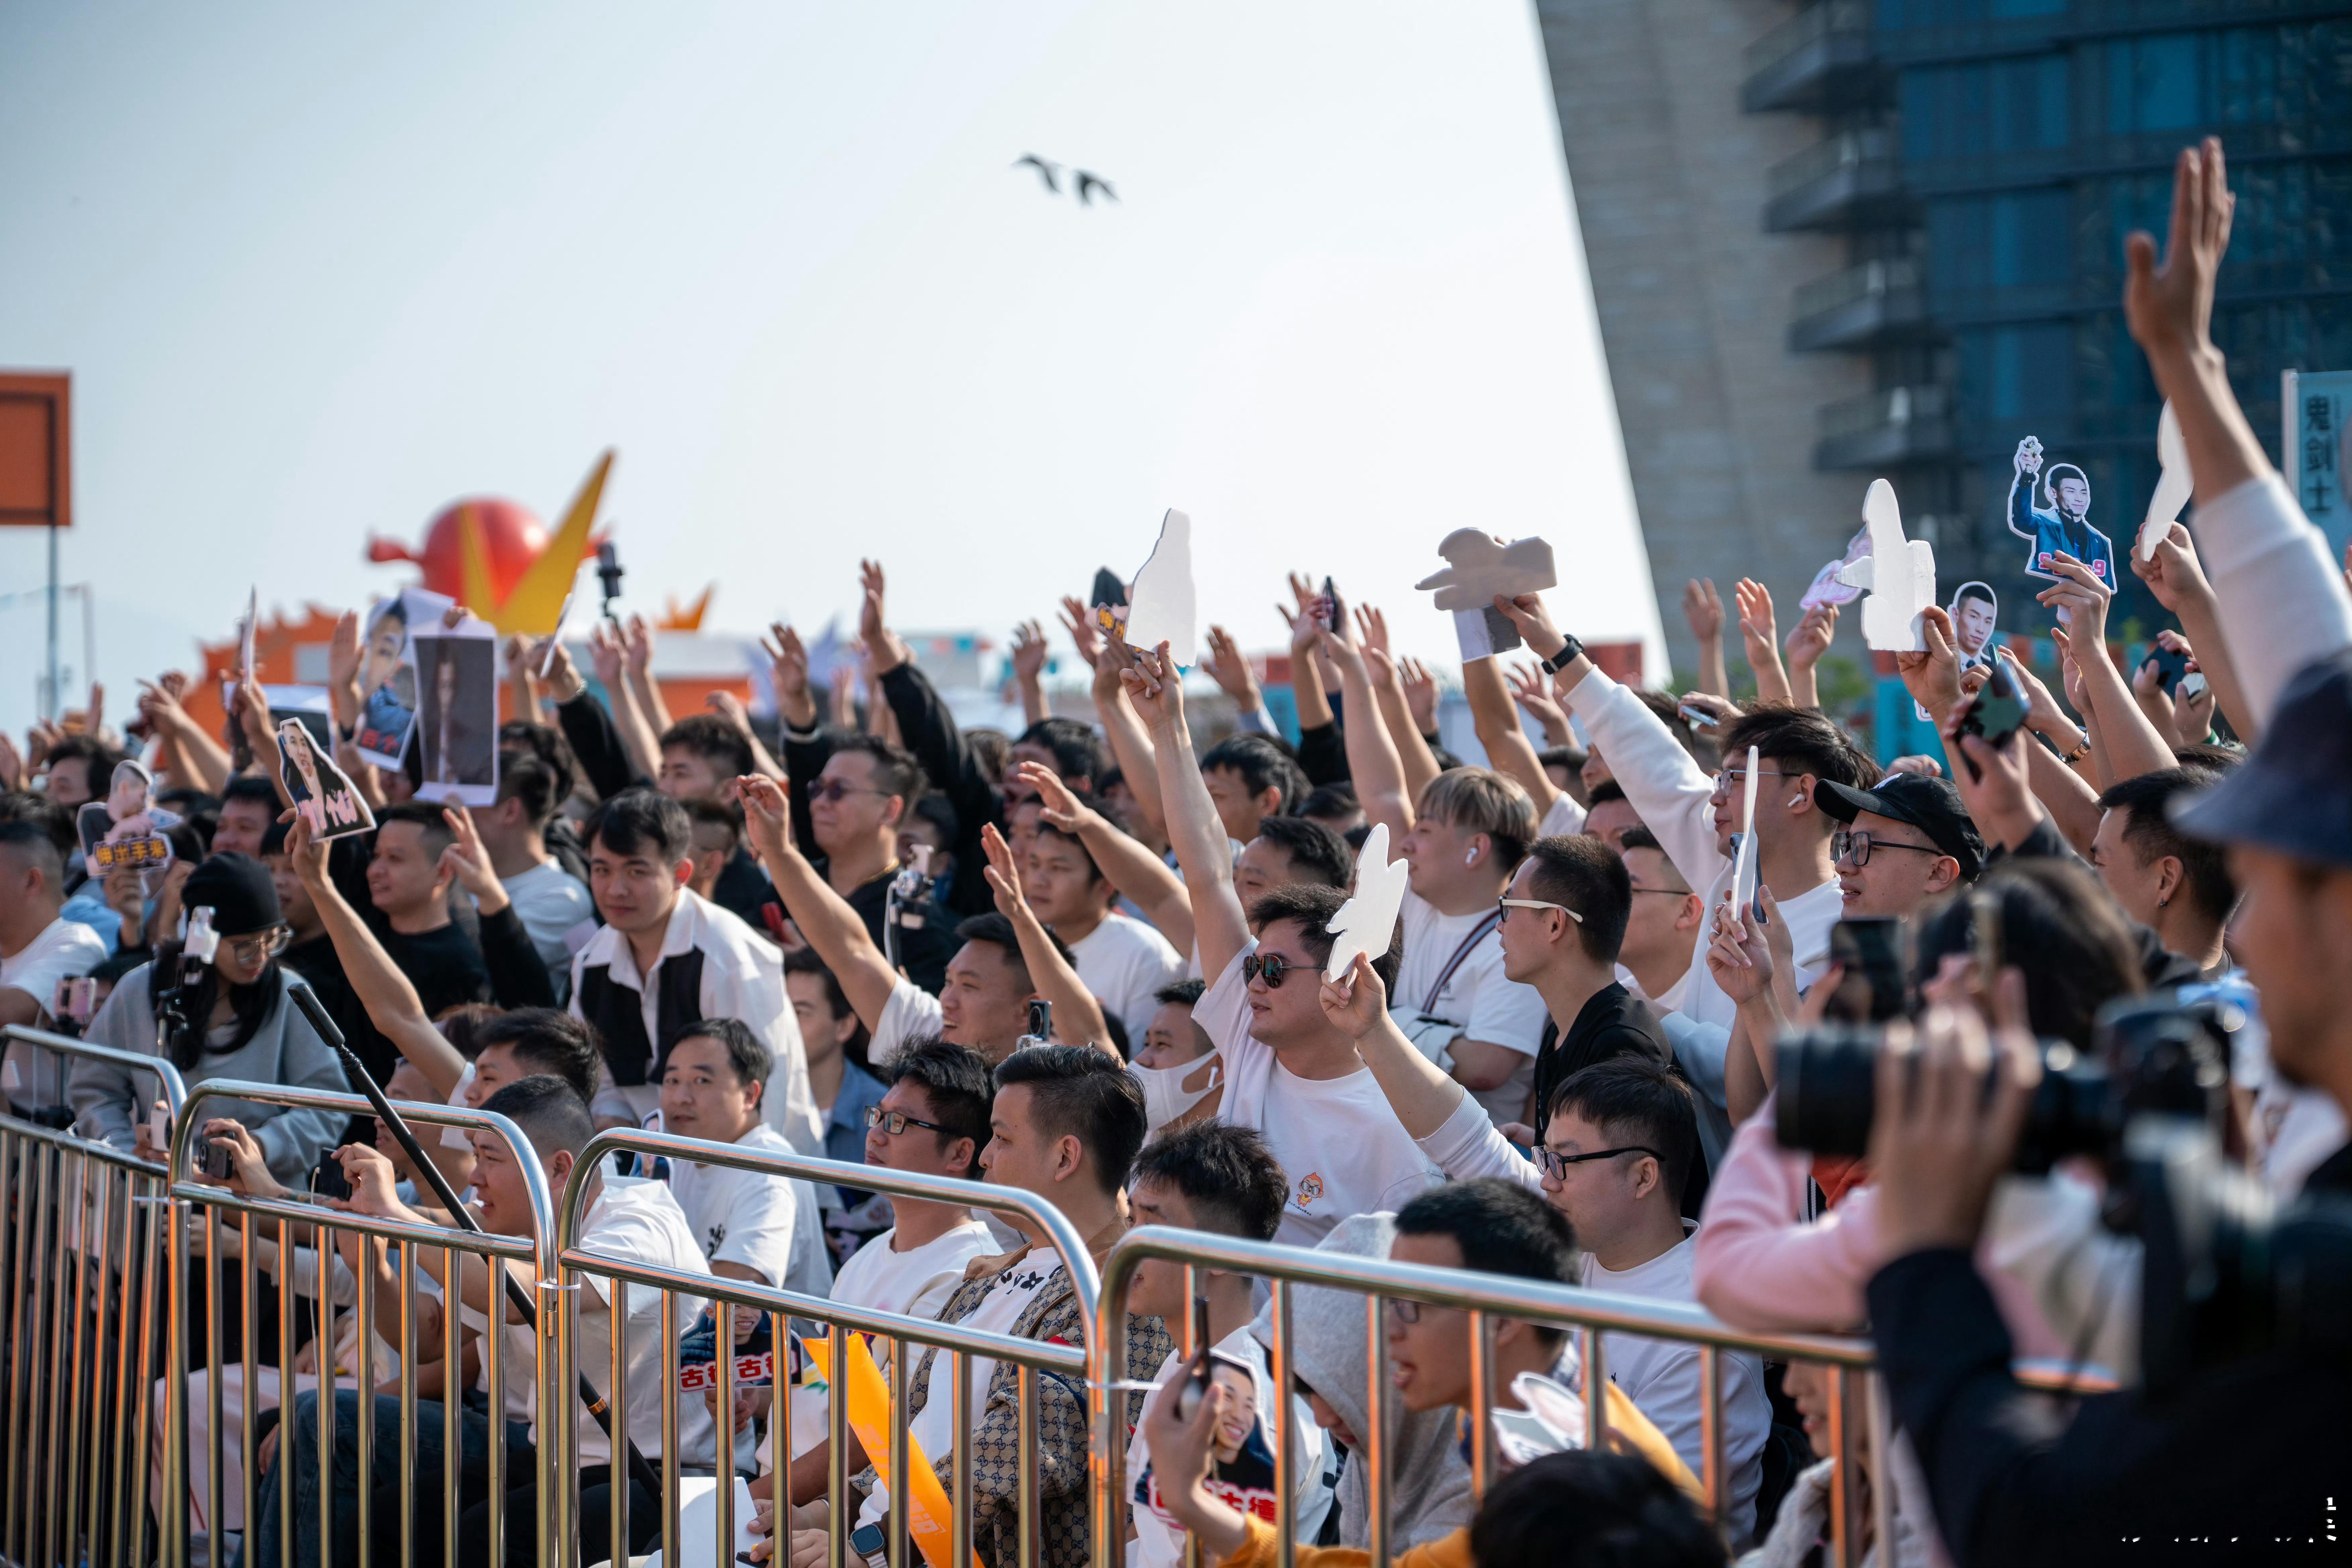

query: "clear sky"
left=0, top=0, right=1662, bottom=734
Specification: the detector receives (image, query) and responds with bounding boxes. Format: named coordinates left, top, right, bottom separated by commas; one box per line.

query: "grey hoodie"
left=72, top=962, right=350, bottom=1186
left=1249, top=1212, right=1475, bottom=1552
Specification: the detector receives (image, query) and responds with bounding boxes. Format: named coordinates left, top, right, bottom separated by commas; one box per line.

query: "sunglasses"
left=1497, top=896, right=1582, bottom=925
left=865, top=1107, right=948, bottom=1136
left=1532, top=1144, right=1662, bottom=1180
left=1241, top=953, right=1294, bottom=989
left=808, top=779, right=889, bottom=804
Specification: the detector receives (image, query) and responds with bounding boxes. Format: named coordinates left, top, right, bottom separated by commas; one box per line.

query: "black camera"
left=1774, top=991, right=2237, bottom=1174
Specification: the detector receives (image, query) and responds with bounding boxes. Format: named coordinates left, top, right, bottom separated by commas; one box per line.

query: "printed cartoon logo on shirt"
left=1294, top=1173, right=1325, bottom=1209
left=2008, top=437, right=2115, bottom=587
left=1136, top=1354, right=1283, bottom=1527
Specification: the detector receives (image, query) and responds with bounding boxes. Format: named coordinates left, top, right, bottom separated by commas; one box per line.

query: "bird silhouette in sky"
left=1013, top=154, right=1062, bottom=193
left=1074, top=170, right=1118, bottom=205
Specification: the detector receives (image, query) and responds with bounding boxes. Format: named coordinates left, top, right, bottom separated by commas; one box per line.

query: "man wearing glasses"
left=786, top=734, right=956, bottom=994
left=1811, top=772, right=1982, bottom=919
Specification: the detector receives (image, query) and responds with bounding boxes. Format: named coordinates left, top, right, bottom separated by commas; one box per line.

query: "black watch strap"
left=1541, top=635, right=1585, bottom=675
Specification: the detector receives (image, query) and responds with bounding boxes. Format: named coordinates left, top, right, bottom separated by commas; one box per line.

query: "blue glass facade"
left=1750, top=3, right=2352, bottom=629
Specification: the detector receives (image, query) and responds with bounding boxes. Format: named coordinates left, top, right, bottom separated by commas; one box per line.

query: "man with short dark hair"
left=2091, top=765, right=2235, bottom=976
left=213, top=774, right=282, bottom=859
left=363, top=799, right=493, bottom=1022
left=656, top=1018, right=830, bottom=1301
left=1197, top=733, right=1305, bottom=845
left=570, top=788, right=820, bottom=1147
left=1579, top=780, right=1642, bottom=850
left=1231, top=814, right=1353, bottom=911
left=476, top=750, right=595, bottom=996
left=1133, top=652, right=1440, bottom=1245
left=1023, top=819, right=1184, bottom=1040
left=1124, top=1123, right=1335, bottom=1566
left=833, top=1045, right=1171, bottom=1568
left=38, top=732, right=119, bottom=811
left=649, top=713, right=777, bottom=927
left=785, top=732, right=955, bottom=992
left=683, top=798, right=740, bottom=901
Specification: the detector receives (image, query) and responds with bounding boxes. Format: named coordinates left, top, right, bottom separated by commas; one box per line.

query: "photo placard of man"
left=2009, top=437, right=2116, bottom=587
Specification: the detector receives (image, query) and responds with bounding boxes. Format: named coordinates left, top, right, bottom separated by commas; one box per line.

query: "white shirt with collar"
left=570, top=889, right=823, bottom=1154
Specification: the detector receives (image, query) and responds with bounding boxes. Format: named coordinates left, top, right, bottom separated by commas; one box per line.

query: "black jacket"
left=1869, top=1143, right=2352, bottom=1565
left=880, top=662, right=1002, bottom=921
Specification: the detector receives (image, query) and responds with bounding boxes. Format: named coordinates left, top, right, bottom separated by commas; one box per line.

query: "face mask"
left=1130, top=1052, right=1223, bottom=1131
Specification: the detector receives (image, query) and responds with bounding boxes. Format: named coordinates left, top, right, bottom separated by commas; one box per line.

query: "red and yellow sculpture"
left=365, top=450, right=615, bottom=636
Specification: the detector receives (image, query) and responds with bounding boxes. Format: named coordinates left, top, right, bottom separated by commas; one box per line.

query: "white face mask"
left=1129, top=1052, right=1223, bottom=1132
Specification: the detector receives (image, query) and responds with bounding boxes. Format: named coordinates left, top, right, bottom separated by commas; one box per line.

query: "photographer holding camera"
left=1853, top=140, right=2352, bottom=1564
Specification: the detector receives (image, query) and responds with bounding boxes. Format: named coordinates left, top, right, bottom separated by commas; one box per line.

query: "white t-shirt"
left=1538, top=792, right=1586, bottom=838
left=1388, top=893, right=1551, bottom=1127
left=1, top=917, right=110, bottom=1107
left=475, top=1176, right=721, bottom=1467
left=1066, top=913, right=1186, bottom=1044
left=830, top=1219, right=997, bottom=1322
left=1125, top=1326, right=1333, bottom=1568
left=1196, top=941, right=1441, bottom=1248
left=869, top=977, right=945, bottom=1071
left=854, top=1246, right=1066, bottom=1533
left=667, top=1121, right=830, bottom=1297
left=499, top=860, right=596, bottom=995
left=1579, top=1229, right=1769, bottom=1540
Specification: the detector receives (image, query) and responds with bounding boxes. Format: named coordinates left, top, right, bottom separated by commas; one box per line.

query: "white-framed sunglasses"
left=1497, top=896, right=1582, bottom=924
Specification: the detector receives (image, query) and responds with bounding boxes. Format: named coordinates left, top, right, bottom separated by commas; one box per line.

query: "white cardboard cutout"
left=538, top=587, right=578, bottom=677
left=1835, top=479, right=1938, bottom=652
left=412, top=619, right=502, bottom=806
left=238, top=588, right=258, bottom=682
left=1122, top=509, right=1196, bottom=669
left=1326, top=821, right=1409, bottom=982
left=2137, top=401, right=2195, bottom=562
left=1416, top=530, right=1557, bottom=612
left=1730, top=745, right=1759, bottom=918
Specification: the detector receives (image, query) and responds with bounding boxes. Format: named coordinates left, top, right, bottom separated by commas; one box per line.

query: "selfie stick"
left=285, top=983, right=665, bottom=1505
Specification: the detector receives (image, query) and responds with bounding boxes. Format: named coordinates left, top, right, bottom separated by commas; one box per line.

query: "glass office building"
left=1747, top=1, right=2351, bottom=624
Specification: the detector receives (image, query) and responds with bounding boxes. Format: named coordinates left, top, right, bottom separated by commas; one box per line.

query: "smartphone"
left=310, top=1153, right=352, bottom=1203
left=203, top=1137, right=236, bottom=1182
left=1176, top=1297, right=1213, bottom=1419
left=51, top=976, right=96, bottom=1025
left=1320, top=576, right=1343, bottom=634
left=2142, top=643, right=2192, bottom=696
left=1825, top=918, right=1908, bottom=1023
left=1026, top=999, right=1052, bottom=1042
left=1676, top=702, right=1721, bottom=730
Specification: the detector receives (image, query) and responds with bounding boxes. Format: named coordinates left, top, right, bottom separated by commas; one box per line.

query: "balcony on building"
left=1765, top=128, right=1904, bottom=232
left=1814, top=385, right=1951, bottom=471
left=1788, top=258, right=1924, bottom=352
left=1741, top=0, right=1879, bottom=114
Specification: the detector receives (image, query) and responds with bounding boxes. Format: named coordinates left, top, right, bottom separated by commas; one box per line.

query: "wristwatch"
left=1540, top=634, right=1585, bottom=675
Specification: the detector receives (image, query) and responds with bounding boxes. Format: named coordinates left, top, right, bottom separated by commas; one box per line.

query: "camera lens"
left=1775, top=1024, right=2115, bottom=1170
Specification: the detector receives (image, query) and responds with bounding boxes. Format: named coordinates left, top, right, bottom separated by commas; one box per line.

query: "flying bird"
left=1074, top=170, right=1118, bottom=205
left=1013, top=154, right=1062, bottom=194
left=1835, top=479, right=1938, bottom=652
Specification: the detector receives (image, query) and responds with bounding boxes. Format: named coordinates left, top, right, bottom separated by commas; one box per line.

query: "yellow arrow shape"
left=493, top=448, right=615, bottom=636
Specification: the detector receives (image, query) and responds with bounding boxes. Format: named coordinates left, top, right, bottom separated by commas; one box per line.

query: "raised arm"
left=1276, top=577, right=1334, bottom=733
left=1355, top=607, right=1442, bottom=804
left=2036, top=559, right=2177, bottom=784
left=623, top=615, right=674, bottom=733
left=1682, top=579, right=1730, bottom=699
left=1017, top=761, right=1194, bottom=956
left=1087, top=630, right=1166, bottom=844
left=977, top=824, right=1116, bottom=1059
left=1325, top=628, right=1414, bottom=844
left=286, top=816, right=468, bottom=1099
left=1463, top=653, right=1562, bottom=816
left=732, top=774, right=904, bottom=1033
left=1782, top=602, right=1839, bottom=711
left=548, top=632, right=647, bottom=800
left=1733, top=580, right=1793, bottom=706
left=1127, top=645, right=1251, bottom=985
left=591, top=621, right=666, bottom=786
left=2130, top=523, right=2259, bottom=745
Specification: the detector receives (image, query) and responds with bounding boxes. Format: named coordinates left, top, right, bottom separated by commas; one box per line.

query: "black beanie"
left=181, top=852, right=283, bottom=937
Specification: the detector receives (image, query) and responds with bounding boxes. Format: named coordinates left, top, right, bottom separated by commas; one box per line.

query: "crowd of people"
left=2, top=138, right=2348, bottom=1568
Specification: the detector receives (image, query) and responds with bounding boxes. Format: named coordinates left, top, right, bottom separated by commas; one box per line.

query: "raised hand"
left=1996, top=647, right=2071, bottom=739
left=1120, top=642, right=1185, bottom=732
left=1894, top=605, right=1964, bottom=717
left=1317, top=950, right=1391, bottom=1040
left=1014, top=759, right=1092, bottom=832
left=2035, top=554, right=2112, bottom=644
left=438, top=804, right=509, bottom=915
left=859, top=559, right=908, bottom=674
left=705, top=689, right=756, bottom=739
left=761, top=622, right=814, bottom=728
left=2124, top=137, right=2233, bottom=364
left=2128, top=522, right=2211, bottom=614
left=1354, top=603, right=1392, bottom=656
left=978, top=821, right=1030, bottom=922
left=335, top=1143, right=405, bottom=1218
left=1704, top=895, right=1775, bottom=1008
left=585, top=621, right=626, bottom=687
left=1488, top=592, right=1564, bottom=658
left=730, top=775, right=797, bottom=865
left=1682, top=578, right=1723, bottom=642
left=1010, top=619, right=1049, bottom=684
left=1399, top=655, right=1440, bottom=737
left=1732, top=578, right=1778, bottom=663
left=1199, top=624, right=1260, bottom=707
left=1784, top=602, right=1839, bottom=671
left=1057, top=595, right=1106, bottom=667
left=622, top=614, right=655, bottom=677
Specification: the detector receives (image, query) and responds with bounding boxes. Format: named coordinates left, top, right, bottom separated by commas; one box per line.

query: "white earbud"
left=1787, top=794, right=1805, bottom=810
left=1464, top=848, right=1478, bottom=866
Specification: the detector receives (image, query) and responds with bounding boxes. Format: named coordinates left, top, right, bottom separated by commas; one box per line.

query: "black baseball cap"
left=1811, top=772, right=1985, bottom=880
left=2172, top=649, right=2352, bottom=868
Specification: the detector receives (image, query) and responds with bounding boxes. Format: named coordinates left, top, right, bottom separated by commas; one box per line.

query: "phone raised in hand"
left=2142, top=643, right=2192, bottom=696
left=1320, top=576, right=1343, bottom=634
left=1176, top=1296, right=1213, bottom=1420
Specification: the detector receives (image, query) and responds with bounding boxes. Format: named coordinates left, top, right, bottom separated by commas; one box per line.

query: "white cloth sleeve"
left=1565, top=672, right=1723, bottom=894
left=1416, top=1093, right=1542, bottom=1189
left=2190, top=472, right=2352, bottom=725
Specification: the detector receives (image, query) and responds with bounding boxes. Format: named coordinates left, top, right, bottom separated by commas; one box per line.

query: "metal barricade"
left=1095, top=1224, right=1897, bottom=1568
left=161, top=1079, right=559, bottom=1568
left=553, top=1127, right=1104, bottom=1568
left=0, top=1024, right=190, bottom=1568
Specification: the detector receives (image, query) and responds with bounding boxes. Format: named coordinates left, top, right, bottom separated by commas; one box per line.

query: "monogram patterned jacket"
left=852, top=1244, right=1172, bottom=1568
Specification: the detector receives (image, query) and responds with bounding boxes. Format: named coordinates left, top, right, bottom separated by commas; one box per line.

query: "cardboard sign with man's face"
left=1948, top=581, right=1999, bottom=668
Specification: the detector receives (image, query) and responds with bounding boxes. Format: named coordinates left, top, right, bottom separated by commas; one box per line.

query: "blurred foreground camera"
left=1774, top=992, right=2235, bottom=1173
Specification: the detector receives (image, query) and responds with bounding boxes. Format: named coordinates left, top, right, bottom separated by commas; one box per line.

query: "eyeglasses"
left=865, top=1106, right=948, bottom=1136
left=1497, top=896, right=1582, bottom=925
left=1709, top=767, right=1790, bottom=798
left=1627, top=886, right=1691, bottom=898
left=1241, top=952, right=1292, bottom=989
left=1385, top=1297, right=1444, bottom=1325
left=1532, top=1144, right=1661, bottom=1180
left=808, top=779, right=889, bottom=804
left=1831, top=829, right=1945, bottom=869
left=222, top=926, right=292, bottom=964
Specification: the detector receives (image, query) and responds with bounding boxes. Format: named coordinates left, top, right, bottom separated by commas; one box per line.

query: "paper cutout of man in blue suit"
left=2008, top=436, right=2115, bottom=586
